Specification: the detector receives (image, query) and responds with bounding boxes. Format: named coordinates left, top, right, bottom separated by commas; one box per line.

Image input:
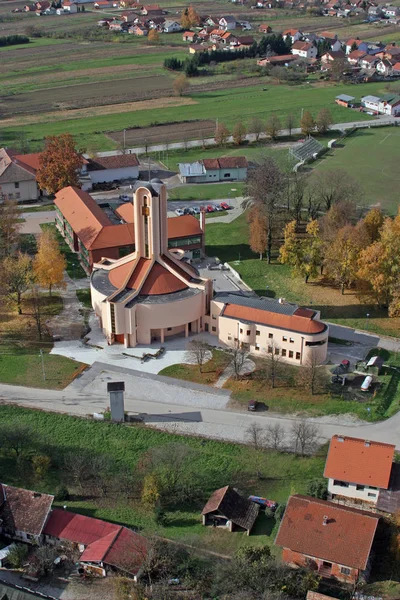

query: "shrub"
left=306, top=479, right=328, bottom=500
left=55, top=485, right=70, bottom=501
left=7, top=544, right=28, bottom=568
left=274, top=503, right=286, bottom=521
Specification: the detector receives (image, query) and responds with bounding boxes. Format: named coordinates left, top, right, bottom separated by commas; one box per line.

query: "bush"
left=274, top=503, right=286, bottom=522
left=0, top=34, right=29, bottom=47
left=55, top=485, right=70, bottom=501
left=306, top=479, right=328, bottom=500
left=7, top=544, right=28, bottom=568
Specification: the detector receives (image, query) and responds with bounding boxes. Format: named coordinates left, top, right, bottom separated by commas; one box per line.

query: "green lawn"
left=40, top=223, right=87, bottom=279
left=19, top=204, right=55, bottom=213
left=159, top=349, right=231, bottom=385
left=76, top=288, right=92, bottom=309
left=206, top=213, right=400, bottom=338
left=0, top=404, right=326, bottom=553
left=169, top=183, right=244, bottom=202
left=2, top=81, right=381, bottom=152
left=311, top=127, right=400, bottom=215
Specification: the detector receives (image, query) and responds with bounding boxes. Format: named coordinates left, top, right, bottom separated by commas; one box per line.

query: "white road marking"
left=380, top=133, right=391, bottom=144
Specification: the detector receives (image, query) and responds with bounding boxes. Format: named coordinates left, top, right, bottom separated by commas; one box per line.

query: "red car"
left=220, top=202, right=230, bottom=210
left=206, top=205, right=214, bottom=213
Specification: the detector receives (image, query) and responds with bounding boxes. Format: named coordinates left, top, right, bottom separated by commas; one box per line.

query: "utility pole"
left=123, top=129, right=126, bottom=153
left=39, top=349, right=46, bottom=381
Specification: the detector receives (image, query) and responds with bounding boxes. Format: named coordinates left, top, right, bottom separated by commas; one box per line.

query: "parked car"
left=220, top=202, right=230, bottom=210
left=119, top=194, right=130, bottom=202
left=192, top=206, right=200, bottom=215
left=247, top=399, right=259, bottom=411
left=249, top=495, right=278, bottom=510
left=175, top=209, right=184, bottom=216
left=183, top=207, right=193, bottom=215
left=206, top=205, right=214, bottom=213
left=213, top=204, right=223, bottom=212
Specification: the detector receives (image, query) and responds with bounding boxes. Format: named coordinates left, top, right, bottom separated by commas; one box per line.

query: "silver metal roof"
left=336, top=94, right=355, bottom=102
left=178, top=162, right=206, bottom=177
left=214, top=292, right=298, bottom=316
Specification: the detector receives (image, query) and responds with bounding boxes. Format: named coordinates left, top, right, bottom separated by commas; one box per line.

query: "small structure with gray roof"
left=201, top=485, right=259, bottom=535
left=178, top=156, right=248, bottom=183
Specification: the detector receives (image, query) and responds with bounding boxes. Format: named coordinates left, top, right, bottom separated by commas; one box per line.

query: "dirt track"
left=109, top=119, right=216, bottom=146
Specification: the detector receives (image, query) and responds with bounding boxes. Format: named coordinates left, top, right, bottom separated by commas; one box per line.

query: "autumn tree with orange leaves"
left=34, top=230, right=66, bottom=296
left=37, top=134, right=83, bottom=195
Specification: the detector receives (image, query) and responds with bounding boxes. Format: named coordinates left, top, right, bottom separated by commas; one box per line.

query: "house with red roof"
left=0, top=148, right=42, bottom=203
left=291, top=41, right=317, bottom=59
left=178, top=157, right=248, bottom=183
left=275, top=495, right=379, bottom=584
left=43, top=508, right=148, bottom=578
left=282, top=28, right=303, bottom=43
left=324, top=435, right=397, bottom=511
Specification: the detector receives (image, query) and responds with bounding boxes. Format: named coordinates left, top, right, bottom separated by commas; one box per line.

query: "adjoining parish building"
left=178, top=157, right=248, bottom=183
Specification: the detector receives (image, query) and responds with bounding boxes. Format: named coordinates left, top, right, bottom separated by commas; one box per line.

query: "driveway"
left=20, top=211, right=55, bottom=234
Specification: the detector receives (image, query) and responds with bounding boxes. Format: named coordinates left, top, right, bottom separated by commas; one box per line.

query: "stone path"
left=214, top=357, right=256, bottom=389
left=47, top=273, right=87, bottom=341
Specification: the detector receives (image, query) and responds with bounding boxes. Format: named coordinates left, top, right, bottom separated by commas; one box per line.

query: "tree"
left=36, top=133, right=83, bottom=195
left=7, top=544, right=28, bottom=568
left=315, top=108, right=332, bottom=134
left=142, top=473, right=161, bottom=508
left=296, top=354, right=327, bottom=395
left=265, top=114, right=281, bottom=140
left=358, top=212, right=400, bottom=310
left=310, top=168, right=361, bottom=212
left=300, top=111, right=315, bottom=136
left=363, top=207, right=384, bottom=243
left=30, top=284, right=45, bottom=340
left=32, top=454, right=51, bottom=480
left=248, top=116, right=264, bottom=142
left=1, top=252, right=33, bottom=314
left=291, top=420, right=319, bottom=456
left=306, top=479, right=328, bottom=499
left=319, top=200, right=357, bottom=245
left=229, top=341, right=249, bottom=380
left=173, top=73, right=189, bottom=96
left=148, top=28, right=160, bottom=43
left=185, top=338, right=209, bottom=373
left=248, top=206, right=267, bottom=259
left=245, top=422, right=266, bottom=478
left=232, top=120, right=247, bottom=145
left=0, top=424, right=35, bottom=458
left=187, top=5, right=200, bottom=26
left=300, top=219, right=323, bottom=283
left=34, top=230, right=66, bottom=296
left=325, top=224, right=364, bottom=293
left=243, top=157, right=286, bottom=264
left=265, top=422, right=286, bottom=450
left=279, top=220, right=301, bottom=271
left=215, top=122, right=230, bottom=146
left=285, top=113, right=296, bottom=137
left=330, top=57, right=347, bottom=82
left=286, top=172, right=306, bottom=226
left=0, top=198, right=21, bottom=258
left=264, top=340, right=283, bottom=388
left=180, top=8, right=191, bottom=29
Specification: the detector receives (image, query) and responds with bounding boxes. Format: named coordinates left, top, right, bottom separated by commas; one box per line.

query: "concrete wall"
left=1, top=180, right=38, bottom=203
left=328, top=478, right=380, bottom=504
left=88, top=166, right=139, bottom=184
left=282, top=548, right=359, bottom=584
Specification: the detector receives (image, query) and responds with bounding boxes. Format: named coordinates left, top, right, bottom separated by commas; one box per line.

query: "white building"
left=0, top=148, right=40, bottom=203
left=219, top=16, right=236, bottom=30
left=361, top=94, right=381, bottom=112
left=163, top=20, right=182, bottom=32
left=291, top=41, right=317, bottom=59
left=324, top=435, right=395, bottom=506
left=81, top=153, right=140, bottom=190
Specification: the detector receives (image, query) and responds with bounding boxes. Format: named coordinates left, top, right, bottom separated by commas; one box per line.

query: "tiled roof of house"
left=87, top=153, right=139, bottom=171
left=107, top=255, right=191, bottom=294
left=43, top=508, right=120, bottom=544
left=0, top=484, right=53, bottom=536
left=0, top=148, right=37, bottom=184
left=275, top=495, right=379, bottom=569
left=318, top=30, right=338, bottom=39
left=202, top=485, right=259, bottom=531
left=222, top=303, right=326, bottom=335
left=98, top=526, right=149, bottom=575
left=349, top=49, right=367, bottom=59
left=292, top=41, right=313, bottom=50
left=346, top=37, right=363, bottom=47
left=283, top=28, right=300, bottom=35
left=324, top=435, right=395, bottom=489
left=202, top=156, right=248, bottom=169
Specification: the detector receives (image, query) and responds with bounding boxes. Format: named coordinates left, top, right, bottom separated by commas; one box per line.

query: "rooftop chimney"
left=323, top=515, right=328, bottom=526
left=337, top=435, right=344, bottom=442
left=278, top=297, right=286, bottom=304
left=365, top=440, right=370, bottom=447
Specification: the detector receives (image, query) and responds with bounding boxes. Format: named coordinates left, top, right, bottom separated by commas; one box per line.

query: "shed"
left=335, top=94, right=355, bottom=107
left=201, top=485, right=259, bottom=535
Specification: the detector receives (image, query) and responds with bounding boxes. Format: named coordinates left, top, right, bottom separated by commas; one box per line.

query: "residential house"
left=378, top=93, right=400, bottom=115
left=35, top=0, right=50, bottom=10
left=120, top=10, right=136, bottom=22
left=345, top=38, right=363, bottom=53
left=129, top=24, right=148, bottom=34
left=361, top=94, right=381, bottom=112
left=0, top=148, right=41, bottom=203
left=141, top=3, right=160, bottom=13
left=324, top=435, right=395, bottom=507
left=383, top=6, right=400, bottom=17
left=291, top=40, right=317, bottom=59
left=368, top=5, right=383, bottom=17
left=275, top=495, right=379, bottom=584
left=383, top=45, right=400, bottom=61
left=94, top=0, right=114, bottom=7
left=62, top=1, right=78, bottom=12
left=189, top=43, right=209, bottom=54
left=109, top=19, right=129, bottom=31
left=282, top=28, right=302, bottom=43
left=43, top=509, right=148, bottom=578
left=240, top=20, right=252, bottom=30
left=257, top=54, right=297, bottom=66
left=55, top=185, right=205, bottom=271
left=147, top=16, right=165, bottom=29
left=219, top=16, right=237, bottom=30
left=204, top=15, right=220, bottom=27
left=259, top=23, right=272, bottom=33
left=321, top=49, right=346, bottom=63
left=208, top=293, right=328, bottom=364
left=201, top=486, right=259, bottom=535
left=393, top=61, right=400, bottom=75
left=210, top=28, right=226, bottom=42
left=359, top=54, right=379, bottom=69
left=318, top=30, right=338, bottom=40
left=0, top=483, right=53, bottom=545
left=163, top=19, right=182, bottom=32
left=232, top=35, right=254, bottom=48
left=376, top=58, right=394, bottom=76
left=347, top=49, right=367, bottom=64
left=183, top=30, right=197, bottom=42
left=178, top=156, right=248, bottom=183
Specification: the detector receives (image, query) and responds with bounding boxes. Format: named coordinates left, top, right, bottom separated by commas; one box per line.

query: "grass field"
left=159, top=349, right=231, bottom=385
left=311, top=127, right=400, bottom=215
left=0, top=404, right=326, bottom=553
left=168, top=182, right=245, bottom=202
left=206, top=213, right=400, bottom=338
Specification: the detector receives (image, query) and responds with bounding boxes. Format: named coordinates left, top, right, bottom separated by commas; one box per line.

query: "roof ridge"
left=102, top=526, right=124, bottom=562
left=293, top=494, right=379, bottom=518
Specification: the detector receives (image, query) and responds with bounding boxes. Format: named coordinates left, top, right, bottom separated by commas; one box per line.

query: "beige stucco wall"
left=328, top=478, right=380, bottom=504
left=2, top=180, right=38, bottom=202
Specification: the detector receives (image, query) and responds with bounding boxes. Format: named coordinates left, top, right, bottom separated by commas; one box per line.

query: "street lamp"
left=123, top=129, right=126, bottom=153
left=72, top=263, right=75, bottom=280
left=365, top=313, right=370, bottom=330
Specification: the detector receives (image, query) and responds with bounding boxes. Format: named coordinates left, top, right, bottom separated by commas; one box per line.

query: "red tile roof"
left=96, top=526, right=149, bottom=575
left=141, top=262, right=188, bottom=295
left=202, top=156, right=248, bottom=170
left=115, top=207, right=202, bottom=240
left=13, top=152, right=42, bottom=174
left=87, top=154, right=139, bottom=171
left=0, top=484, right=53, bottom=536
left=43, top=508, right=120, bottom=545
left=292, top=41, right=313, bottom=51
left=275, top=495, right=379, bottom=570
left=324, top=435, right=395, bottom=489
left=222, top=304, right=326, bottom=335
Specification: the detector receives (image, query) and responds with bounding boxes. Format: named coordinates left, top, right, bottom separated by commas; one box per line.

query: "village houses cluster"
left=1, top=434, right=396, bottom=586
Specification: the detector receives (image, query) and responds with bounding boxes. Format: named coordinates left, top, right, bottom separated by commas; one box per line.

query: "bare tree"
left=0, top=424, right=36, bottom=458
left=245, top=422, right=266, bottom=477
left=265, top=422, right=286, bottom=451
left=0, top=198, right=22, bottom=258
left=230, top=342, right=249, bottom=379
left=248, top=116, right=264, bottom=142
left=243, top=157, right=286, bottom=264
left=309, top=169, right=361, bottom=212
left=286, top=171, right=307, bottom=225
left=296, top=354, right=327, bottom=395
left=285, top=113, right=296, bottom=138
left=263, top=341, right=283, bottom=389
left=306, top=188, right=322, bottom=221
left=30, top=285, right=45, bottom=340
left=185, top=338, right=209, bottom=373
left=63, top=452, right=89, bottom=492
left=291, top=420, right=320, bottom=456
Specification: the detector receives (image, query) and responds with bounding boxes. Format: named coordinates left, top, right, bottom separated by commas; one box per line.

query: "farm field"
left=311, top=127, right=400, bottom=215
left=0, top=404, right=326, bottom=554
left=206, top=213, right=400, bottom=338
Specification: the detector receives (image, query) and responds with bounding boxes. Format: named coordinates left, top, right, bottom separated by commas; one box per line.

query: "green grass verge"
left=206, top=213, right=400, bottom=338
left=40, top=223, right=87, bottom=279
left=76, top=288, right=92, bottom=310
left=169, top=183, right=244, bottom=202
left=159, top=349, right=231, bottom=385
left=0, top=404, right=326, bottom=552
left=19, top=204, right=55, bottom=213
